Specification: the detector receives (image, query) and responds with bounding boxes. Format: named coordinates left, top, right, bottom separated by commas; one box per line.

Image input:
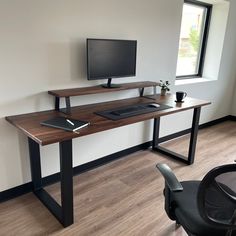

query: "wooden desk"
left=6, top=94, right=210, bottom=227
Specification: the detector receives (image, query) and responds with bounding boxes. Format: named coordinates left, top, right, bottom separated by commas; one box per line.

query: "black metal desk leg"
left=60, top=139, right=74, bottom=227
left=28, top=138, right=74, bottom=227
left=28, top=138, right=42, bottom=191
left=152, top=117, right=160, bottom=149
left=187, top=107, right=201, bottom=164
left=152, top=107, right=201, bottom=165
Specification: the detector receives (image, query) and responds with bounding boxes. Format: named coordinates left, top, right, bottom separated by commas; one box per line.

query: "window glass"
left=176, top=3, right=207, bottom=77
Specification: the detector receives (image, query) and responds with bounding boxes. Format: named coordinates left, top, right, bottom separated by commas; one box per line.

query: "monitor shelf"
left=48, top=81, right=158, bottom=97
left=48, top=81, right=159, bottom=114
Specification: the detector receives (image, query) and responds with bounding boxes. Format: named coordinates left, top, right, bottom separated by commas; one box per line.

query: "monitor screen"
left=87, top=39, right=137, bottom=81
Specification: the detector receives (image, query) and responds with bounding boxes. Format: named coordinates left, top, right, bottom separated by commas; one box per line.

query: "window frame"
left=176, top=0, right=212, bottom=79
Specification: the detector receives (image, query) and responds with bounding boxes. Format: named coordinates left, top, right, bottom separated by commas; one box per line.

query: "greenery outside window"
left=176, top=0, right=212, bottom=79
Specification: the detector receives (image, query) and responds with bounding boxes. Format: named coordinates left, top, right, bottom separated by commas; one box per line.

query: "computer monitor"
left=87, top=38, right=137, bottom=88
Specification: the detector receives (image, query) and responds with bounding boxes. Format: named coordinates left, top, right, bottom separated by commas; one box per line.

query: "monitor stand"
left=102, top=78, right=121, bottom=88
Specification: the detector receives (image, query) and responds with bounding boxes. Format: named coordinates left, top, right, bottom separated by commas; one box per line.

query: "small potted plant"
left=159, top=80, right=170, bottom=96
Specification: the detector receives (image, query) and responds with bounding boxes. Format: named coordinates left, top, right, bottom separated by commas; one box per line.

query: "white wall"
left=232, top=82, right=236, bottom=115
left=0, top=0, right=236, bottom=191
left=203, top=2, right=229, bottom=80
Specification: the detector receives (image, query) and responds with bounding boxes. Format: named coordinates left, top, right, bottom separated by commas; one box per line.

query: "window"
left=176, top=0, right=212, bottom=78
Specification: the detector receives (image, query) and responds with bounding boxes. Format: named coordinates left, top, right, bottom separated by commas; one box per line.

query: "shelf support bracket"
left=65, top=97, right=71, bottom=114
left=54, top=96, right=71, bottom=114
left=139, top=87, right=144, bottom=97
left=55, top=97, right=60, bottom=111
left=153, top=86, right=157, bottom=96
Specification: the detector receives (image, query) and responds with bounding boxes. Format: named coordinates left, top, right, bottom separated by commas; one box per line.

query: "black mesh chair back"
left=157, top=163, right=236, bottom=236
left=198, top=164, right=236, bottom=234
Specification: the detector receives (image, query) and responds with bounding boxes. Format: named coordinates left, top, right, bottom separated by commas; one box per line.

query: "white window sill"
left=175, top=77, right=215, bottom=86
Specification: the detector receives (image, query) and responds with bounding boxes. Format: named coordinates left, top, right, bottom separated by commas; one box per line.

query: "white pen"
left=66, top=119, right=74, bottom=126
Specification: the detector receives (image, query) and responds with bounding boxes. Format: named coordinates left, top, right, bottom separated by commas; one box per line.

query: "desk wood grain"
left=5, top=94, right=210, bottom=146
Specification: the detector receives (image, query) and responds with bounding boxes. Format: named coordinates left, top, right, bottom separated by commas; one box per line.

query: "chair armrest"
left=156, top=163, right=183, bottom=192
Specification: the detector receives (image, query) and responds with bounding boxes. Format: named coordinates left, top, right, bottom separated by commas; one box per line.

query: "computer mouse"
left=148, top=103, right=160, bottom=108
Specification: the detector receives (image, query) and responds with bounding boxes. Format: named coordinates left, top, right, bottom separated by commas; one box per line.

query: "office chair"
left=156, top=163, right=236, bottom=236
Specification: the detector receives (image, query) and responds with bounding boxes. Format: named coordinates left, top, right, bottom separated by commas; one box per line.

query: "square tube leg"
left=188, top=107, right=201, bottom=164
left=28, top=138, right=74, bottom=227
left=28, top=138, right=42, bottom=191
left=60, top=140, right=74, bottom=227
left=152, top=117, right=160, bottom=149
left=152, top=107, right=201, bottom=165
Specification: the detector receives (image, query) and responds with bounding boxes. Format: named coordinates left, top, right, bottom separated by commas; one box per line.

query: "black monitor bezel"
left=86, top=38, right=137, bottom=81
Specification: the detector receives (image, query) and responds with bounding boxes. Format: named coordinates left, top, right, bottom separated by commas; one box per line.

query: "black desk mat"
left=95, top=103, right=172, bottom=121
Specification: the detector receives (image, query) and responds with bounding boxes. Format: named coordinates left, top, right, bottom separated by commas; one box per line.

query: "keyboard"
left=111, top=105, right=147, bottom=116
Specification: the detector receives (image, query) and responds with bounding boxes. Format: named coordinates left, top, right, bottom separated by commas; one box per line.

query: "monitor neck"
left=101, top=78, right=121, bottom=88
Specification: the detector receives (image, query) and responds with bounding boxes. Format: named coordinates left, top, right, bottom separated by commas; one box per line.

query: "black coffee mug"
left=176, top=91, right=187, bottom=102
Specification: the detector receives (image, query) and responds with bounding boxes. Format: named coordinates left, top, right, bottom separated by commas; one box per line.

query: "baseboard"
left=0, top=115, right=234, bottom=203
left=158, top=115, right=232, bottom=143
left=0, top=183, right=33, bottom=203
left=0, top=141, right=151, bottom=203
left=229, top=115, right=236, bottom=121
